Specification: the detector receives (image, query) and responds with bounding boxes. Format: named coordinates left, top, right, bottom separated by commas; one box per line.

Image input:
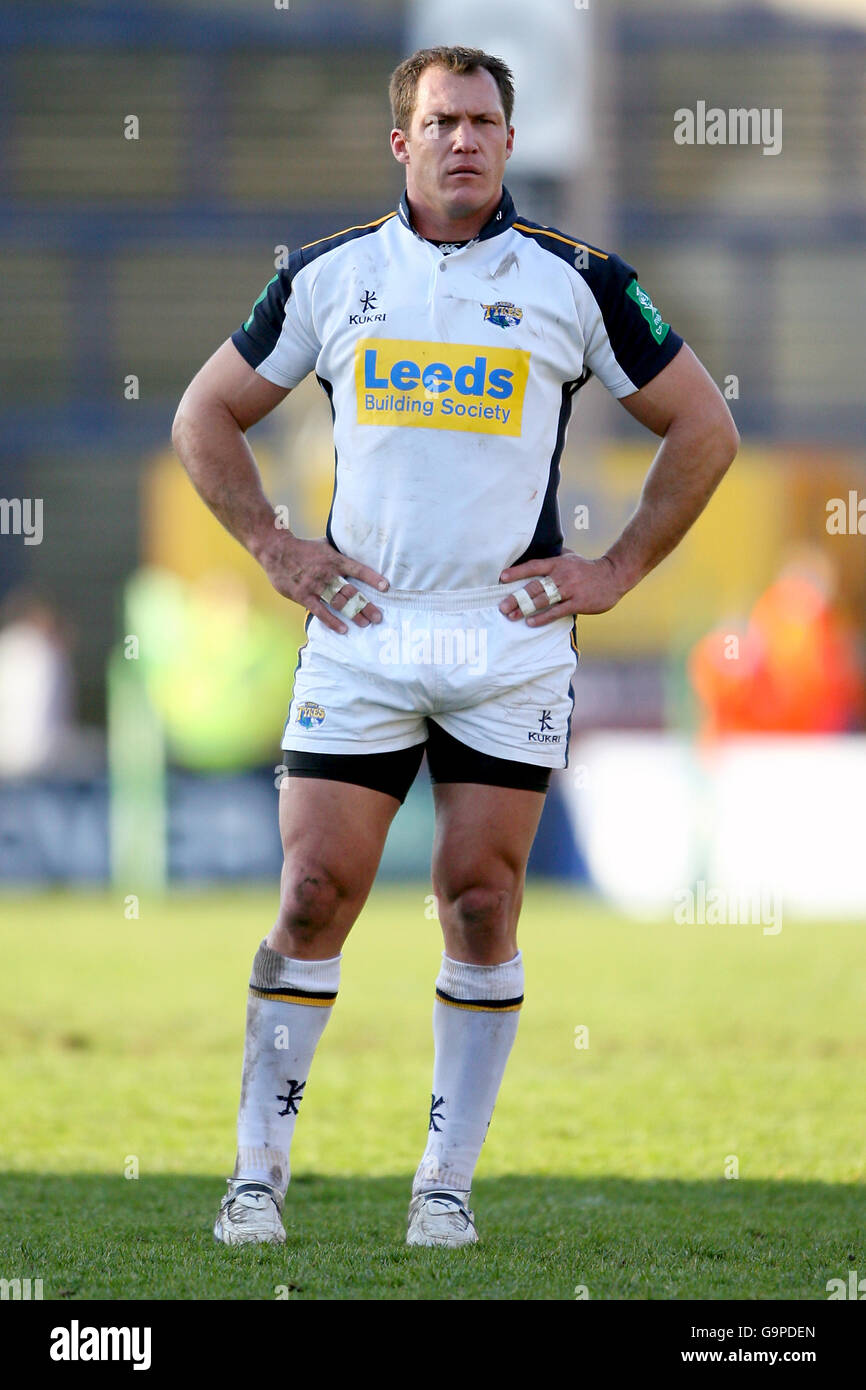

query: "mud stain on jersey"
left=491, top=250, right=520, bottom=278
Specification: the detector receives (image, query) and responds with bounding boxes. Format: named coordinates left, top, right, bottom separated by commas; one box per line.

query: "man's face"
left=391, top=66, right=514, bottom=223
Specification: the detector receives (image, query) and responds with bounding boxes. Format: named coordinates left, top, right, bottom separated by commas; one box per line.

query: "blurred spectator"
left=123, top=567, right=295, bottom=772
left=689, top=551, right=864, bottom=737
left=0, top=591, right=74, bottom=776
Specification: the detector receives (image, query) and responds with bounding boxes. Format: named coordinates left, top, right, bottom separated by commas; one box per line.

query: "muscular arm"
left=171, top=339, right=292, bottom=561
left=499, top=343, right=739, bottom=623
left=602, top=342, right=739, bottom=593
left=171, top=341, right=388, bottom=632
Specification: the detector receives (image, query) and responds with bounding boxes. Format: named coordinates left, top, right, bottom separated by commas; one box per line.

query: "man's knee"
left=439, top=884, right=513, bottom=934
left=279, top=863, right=349, bottom=934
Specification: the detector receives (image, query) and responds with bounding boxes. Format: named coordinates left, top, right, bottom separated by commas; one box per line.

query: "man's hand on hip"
left=257, top=533, right=390, bottom=634
left=498, top=550, right=626, bottom=626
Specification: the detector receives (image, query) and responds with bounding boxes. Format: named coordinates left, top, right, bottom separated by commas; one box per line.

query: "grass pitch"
left=0, top=884, right=864, bottom=1300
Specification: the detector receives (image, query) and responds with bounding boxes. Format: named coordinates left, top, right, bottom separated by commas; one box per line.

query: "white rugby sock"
left=412, top=951, right=524, bottom=1197
left=234, top=941, right=340, bottom=1195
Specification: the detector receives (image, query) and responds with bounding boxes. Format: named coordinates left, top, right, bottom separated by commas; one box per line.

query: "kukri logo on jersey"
left=348, top=289, right=386, bottom=326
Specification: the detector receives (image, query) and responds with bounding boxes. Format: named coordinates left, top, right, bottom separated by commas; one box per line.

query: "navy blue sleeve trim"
left=583, top=250, right=684, bottom=391
left=230, top=250, right=305, bottom=371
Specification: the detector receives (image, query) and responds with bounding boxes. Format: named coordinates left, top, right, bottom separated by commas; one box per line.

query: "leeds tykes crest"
left=482, top=300, right=523, bottom=330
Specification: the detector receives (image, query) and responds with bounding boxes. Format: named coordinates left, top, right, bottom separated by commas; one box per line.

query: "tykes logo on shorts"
left=296, top=702, right=325, bottom=729
left=355, top=338, right=530, bottom=435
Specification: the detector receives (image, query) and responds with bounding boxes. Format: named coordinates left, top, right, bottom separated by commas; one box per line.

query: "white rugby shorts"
left=281, top=582, right=579, bottom=769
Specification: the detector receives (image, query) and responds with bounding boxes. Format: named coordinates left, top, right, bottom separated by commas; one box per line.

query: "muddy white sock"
left=234, top=941, right=340, bottom=1195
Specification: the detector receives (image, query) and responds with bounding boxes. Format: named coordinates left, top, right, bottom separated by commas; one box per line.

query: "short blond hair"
left=389, top=45, right=515, bottom=134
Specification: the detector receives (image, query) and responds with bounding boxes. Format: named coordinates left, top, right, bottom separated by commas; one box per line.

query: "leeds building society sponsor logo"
left=356, top=337, right=530, bottom=435
left=528, top=709, right=561, bottom=744
left=482, top=300, right=523, bottom=329
left=296, top=701, right=326, bottom=729
left=349, top=289, right=387, bottom=326
left=626, top=280, right=671, bottom=345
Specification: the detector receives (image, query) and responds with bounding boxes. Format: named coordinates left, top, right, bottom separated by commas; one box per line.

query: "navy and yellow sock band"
left=435, top=987, right=524, bottom=1014
left=249, top=985, right=337, bottom=1008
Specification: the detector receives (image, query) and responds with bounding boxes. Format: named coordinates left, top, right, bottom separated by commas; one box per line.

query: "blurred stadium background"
left=1, top=0, right=865, bottom=916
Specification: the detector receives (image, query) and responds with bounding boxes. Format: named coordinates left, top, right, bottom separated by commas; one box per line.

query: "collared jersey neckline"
left=397, top=186, right=517, bottom=245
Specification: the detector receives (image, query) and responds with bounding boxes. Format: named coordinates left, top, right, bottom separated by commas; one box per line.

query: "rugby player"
left=172, top=45, right=739, bottom=1248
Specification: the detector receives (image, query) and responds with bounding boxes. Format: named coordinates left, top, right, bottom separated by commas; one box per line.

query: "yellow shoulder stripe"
left=513, top=222, right=608, bottom=260
left=300, top=211, right=397, bottom=253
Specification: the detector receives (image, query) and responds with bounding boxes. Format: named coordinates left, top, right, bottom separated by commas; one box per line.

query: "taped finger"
left=341, top=591, right=370, bottom=621
left=320, top=575, right=348, bottom=604
left=539, top=575, right=563, bottom=606
left=513, top=587, right=538, bottom=617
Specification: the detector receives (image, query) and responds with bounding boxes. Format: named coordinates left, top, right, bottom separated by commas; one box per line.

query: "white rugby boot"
left=213, top=1179, right=286, bottom=1246
left=406, top=1190, right=479, bottom=1247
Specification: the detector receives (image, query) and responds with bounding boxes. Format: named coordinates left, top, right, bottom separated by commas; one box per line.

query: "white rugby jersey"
left=232, top=187, right=684, bottom=591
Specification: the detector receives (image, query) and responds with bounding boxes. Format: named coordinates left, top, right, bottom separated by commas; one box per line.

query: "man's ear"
left=390, top=128, right=410, bottom=166
left=505, top=125, right=515, bottom=160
